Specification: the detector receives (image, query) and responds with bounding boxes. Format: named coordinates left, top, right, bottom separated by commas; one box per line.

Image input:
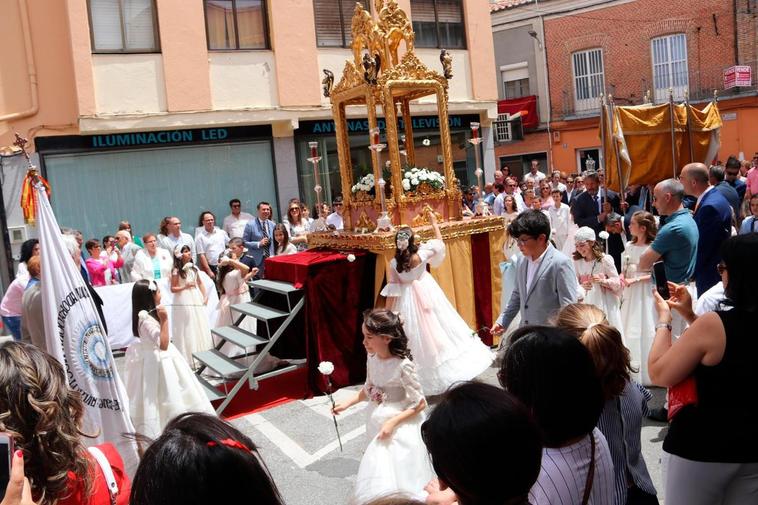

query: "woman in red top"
left=0, top=342, right=130, bottom=505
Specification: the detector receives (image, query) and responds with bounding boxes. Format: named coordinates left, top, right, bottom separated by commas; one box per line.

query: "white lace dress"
left=217, top=269, right=257, bottom=334
left=620, top=243, right=657, bottom=385
left=124, top=317, right=215, bottom=438
left=574, top=254, right=624, bottom=337
left=172, top=268, right=213, bottom=368
left=381, top=239, right=494, bottom=395
left=353, top=355, right=434, bottom=504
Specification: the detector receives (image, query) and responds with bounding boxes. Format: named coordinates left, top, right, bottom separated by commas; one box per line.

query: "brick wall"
left=544, top=0, right=742, bottom=119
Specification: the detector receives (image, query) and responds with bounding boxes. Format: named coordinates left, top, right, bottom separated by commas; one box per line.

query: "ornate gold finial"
left=322, top=69, right=334, bottom=97
left=440, top=49, right=453, bottom=79
left=377, top=0, right=415, bottom=67
left=13, top=133, right=30, bottom=160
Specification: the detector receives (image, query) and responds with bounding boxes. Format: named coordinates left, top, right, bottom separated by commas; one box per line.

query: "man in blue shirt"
left=639, top=178, right=698, bottom=284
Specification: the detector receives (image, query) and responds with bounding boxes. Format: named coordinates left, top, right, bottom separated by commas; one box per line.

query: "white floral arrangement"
left=402, top=167, right=445, bottom=193
left=351, top=173, right=375, bottom=194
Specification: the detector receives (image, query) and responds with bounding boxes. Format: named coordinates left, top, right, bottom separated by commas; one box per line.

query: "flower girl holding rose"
left=333, top=309, right=433, bottom=504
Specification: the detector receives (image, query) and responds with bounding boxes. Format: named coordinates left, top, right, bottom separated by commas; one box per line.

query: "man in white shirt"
left=157, top=216, right=196, bottom=263
left=222, top=199, right=255, bottom=239
left=549, top=170, right=567, bottom=194
left=196, top=211, right=230, bottom=279
left=326, top=196, right=345, bottom=230
left=523, top=160, right=546, bottom=186
left=494, top=177, right=525, bottom=214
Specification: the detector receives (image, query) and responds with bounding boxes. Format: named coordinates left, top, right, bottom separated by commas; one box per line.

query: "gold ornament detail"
left=356, top=210, right=377, bottom=231
left=308, top=217, right=505, bottom=251
left=376, top=0, right=415, bottom=66
left=332, top=62, right=365, bottom=96
left=411, top=205, right=443, bottom=227
left=377, top=51, right=446, bottom=88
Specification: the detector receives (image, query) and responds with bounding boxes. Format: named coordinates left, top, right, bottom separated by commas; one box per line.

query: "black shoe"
left=647, top=407, right=668, bottom=422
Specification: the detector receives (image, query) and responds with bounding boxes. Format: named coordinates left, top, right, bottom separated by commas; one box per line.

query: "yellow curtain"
left=605, top=101, right=722, bottom=192
left=489, top=229, right=506, bottom=324
left=430, top=236, right=476, bottom=329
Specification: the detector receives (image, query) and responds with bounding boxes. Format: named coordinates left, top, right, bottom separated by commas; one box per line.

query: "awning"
left=497, top=95, right=539, bottom=129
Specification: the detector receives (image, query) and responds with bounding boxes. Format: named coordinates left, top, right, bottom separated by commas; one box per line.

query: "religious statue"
left=363, top=53, right=380, bottom=85
left=322, top=69, right=334, bottom=98
left=440, top=49, right=453, bottom=80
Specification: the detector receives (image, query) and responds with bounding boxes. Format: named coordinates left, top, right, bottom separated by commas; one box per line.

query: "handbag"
left=667, top=375, right=698, bottom=421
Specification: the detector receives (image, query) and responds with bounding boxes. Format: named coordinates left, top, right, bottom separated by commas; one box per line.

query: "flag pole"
left=609, top=95, right=626, bottom=207
left=684, top=90, right=695, bottom=164
left=668, top=88, right=678, bottom=178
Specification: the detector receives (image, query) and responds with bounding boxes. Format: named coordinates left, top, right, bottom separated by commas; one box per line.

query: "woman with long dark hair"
left=380, top=211, right=492, bottom=395
left=125, top=280, right=214, bottom=438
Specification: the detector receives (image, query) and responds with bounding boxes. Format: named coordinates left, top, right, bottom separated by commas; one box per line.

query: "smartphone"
left=653, top=261, right=670, bottom=300
left=0, top=433, right=14, bottom=499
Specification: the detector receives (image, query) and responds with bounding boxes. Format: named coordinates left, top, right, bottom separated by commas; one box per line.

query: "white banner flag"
left=36, top=185, right=138, bottom=473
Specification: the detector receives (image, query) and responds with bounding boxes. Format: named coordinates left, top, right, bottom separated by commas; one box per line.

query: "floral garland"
left=402, top=167, right=445, bottom=192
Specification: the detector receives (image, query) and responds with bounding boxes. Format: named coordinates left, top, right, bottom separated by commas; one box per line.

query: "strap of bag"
left=87, top=446, right=118, bottom=505
left=581, top=432, right=596, bottom=505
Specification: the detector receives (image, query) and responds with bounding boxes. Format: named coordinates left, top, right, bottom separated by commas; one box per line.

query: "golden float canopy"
left=325, top=0, right=462, bottom=235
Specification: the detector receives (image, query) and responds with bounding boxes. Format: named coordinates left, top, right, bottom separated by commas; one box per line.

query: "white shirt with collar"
left=526, top=246, right=550, bottom=293
left=524, top=171, right=546, bottom=185
left=326, top=212, right=344, bottom=230
left=223, top=212, right=255, bottom=239
left=195, top=227, right=229, bottom=266
left=695, top=185, right=714, bottom=210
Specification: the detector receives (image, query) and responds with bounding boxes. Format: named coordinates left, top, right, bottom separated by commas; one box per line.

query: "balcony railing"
left=556, top=61, right=758, bottom=120
left=493, top=117, right=524, bottom=143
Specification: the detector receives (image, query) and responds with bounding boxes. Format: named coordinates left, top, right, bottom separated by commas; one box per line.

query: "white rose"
left=138, top=310, right=149, bottom=320
left=318, top=361, right=335, bottom=375
left=422, top=138, right=431, bottom=146
left=405, top=171, right=412, bottom=178
left=411, top=177, right=419, bottom=185
left=347, top=254, right=356, bottom=262
left=402, top=179, right=411, bottom=191
left=598, top=231, right=610, bottom=240
left=419, top=173, right=428, bottom=181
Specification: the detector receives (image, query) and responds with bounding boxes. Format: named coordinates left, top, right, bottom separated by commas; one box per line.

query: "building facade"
left=491, top=0, right=758, bottom=176
left=0, top=0, right=497, bottom=257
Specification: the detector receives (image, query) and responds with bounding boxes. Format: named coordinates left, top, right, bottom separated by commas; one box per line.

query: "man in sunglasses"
left=326, top=196, right=345, bottom=230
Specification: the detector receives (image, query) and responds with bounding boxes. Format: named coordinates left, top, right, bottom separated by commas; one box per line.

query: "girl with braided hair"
left=380, top=211, right=493, bottom=395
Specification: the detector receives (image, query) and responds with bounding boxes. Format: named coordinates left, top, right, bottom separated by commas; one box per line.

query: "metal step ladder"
left=194, top=279, right=305, bottom=415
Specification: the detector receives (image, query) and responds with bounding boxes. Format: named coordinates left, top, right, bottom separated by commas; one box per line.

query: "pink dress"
left=381, top=239, right=493, bottom=395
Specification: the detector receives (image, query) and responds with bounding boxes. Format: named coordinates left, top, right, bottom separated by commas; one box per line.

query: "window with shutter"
left=88, top=0, right=159, bottom=53
left=651, top=34, right=688, bottom=102
left=204, top=0, right=269, bottom=50
left=411, top=0, right=465, bottom=49
left=314, top=0, right=370, bottom=48
left=571, top=48, right=604, bottom=112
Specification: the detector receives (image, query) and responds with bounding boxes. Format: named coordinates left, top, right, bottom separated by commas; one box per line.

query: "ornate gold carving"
left=307, top=217, right=505, bottom=251
left=355, top=210, right=377, bottom=231
left=353, top=190, right=374, bottom=202
left=328, top=0, right=457, bottom=232
left=332, top=61, right=365, bottom=96
left=377, top=51, right=446, bottom=87
left=376, top=0, right=415, bottom=66
left=411, top=205, right=443, bottom=227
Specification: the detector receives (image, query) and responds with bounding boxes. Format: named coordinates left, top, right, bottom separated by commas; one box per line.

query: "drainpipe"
left=0, top=0, right=39, bottom=123
left=733, top=0, right=739, bottom=64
